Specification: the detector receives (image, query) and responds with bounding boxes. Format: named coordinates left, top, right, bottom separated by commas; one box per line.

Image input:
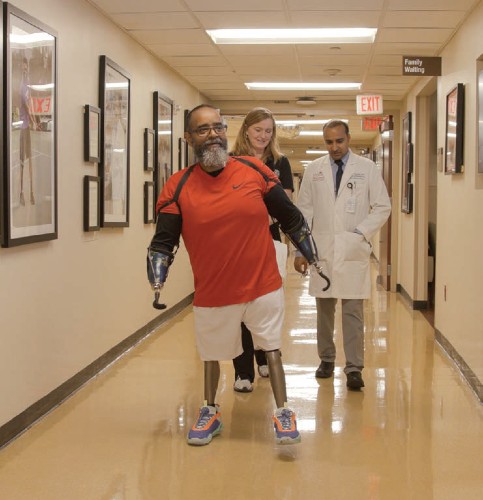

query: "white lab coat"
left=297, top=150, right=391, bottom=299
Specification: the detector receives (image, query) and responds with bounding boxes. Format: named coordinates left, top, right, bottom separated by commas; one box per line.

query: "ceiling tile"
left=377, top=28, right=454, bottom=43
left=383, top=11, right=466, bottom=28
left=91, top=0, right=185, bottom=12
left=111, top=12, right=198, bottom=30
left=129, top=29, right=209, bottom=45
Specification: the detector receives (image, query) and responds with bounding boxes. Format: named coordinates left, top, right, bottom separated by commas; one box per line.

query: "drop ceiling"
left=87, top=0, right=481, bottom=172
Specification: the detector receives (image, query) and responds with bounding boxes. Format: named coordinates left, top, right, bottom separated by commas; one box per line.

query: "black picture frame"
left=99, top=55, right=131, bottom=227
left=178, top=137, right=187, bottom=171
left=83, top=104, right=100, bottom=163
left=144, top=128, right=155, bottom=171
left=479, top=61, right=483, bottom=173
left=445, top=83, right=465, bottom=174
left=184, top=108, right=195, bottom=167
left=143, top=181, right=155, bottom=224
left=401, top=112, right=413, bottom=214
left=1, top=3, right=58, bottom=247
left=83, top=175, right=100, bottom=231
left=153, top=91, right=173, bottom=200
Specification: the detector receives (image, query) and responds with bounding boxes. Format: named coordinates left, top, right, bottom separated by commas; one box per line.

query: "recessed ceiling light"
left=296, top=97, right=317, bottom=106
left=206, top=28, right=377, bottom=44
left=299, top=131, right=324, bottom=136
left=246, top=82, right=361, bottom=90
left=276, top=119, right=349, bottom=125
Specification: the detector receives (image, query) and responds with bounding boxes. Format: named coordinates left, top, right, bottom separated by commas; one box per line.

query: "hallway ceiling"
left=87, top=0, right=480, bottom=172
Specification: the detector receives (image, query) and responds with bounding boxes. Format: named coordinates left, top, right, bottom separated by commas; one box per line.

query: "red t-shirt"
left=156, top=157, right=282, bottom=307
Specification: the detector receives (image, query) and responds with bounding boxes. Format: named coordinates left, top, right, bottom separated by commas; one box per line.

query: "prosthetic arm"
left=147, top=246, right=174, bottom=309
left=147, top=212, right=181, bottom=309
left=264, top=184, right=330, bottom=291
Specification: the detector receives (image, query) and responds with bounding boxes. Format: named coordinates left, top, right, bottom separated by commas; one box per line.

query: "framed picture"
left=83, top=175, right=100, bottom=231
left=445, top=83, right=465, bottom=174
left=184, top=108, right=195, bottom=167
left=143, top=181, right=155, bottom=224
left=144, top=128, right=155, bottom=171
left=178, top=137, right=187, bottom=171
left=477, top=61, right=483, bottom=173
left=83, top=104, right=100, bottom=163
left=99, top=55, right=131, bottom=227
left=153, top=91, right=173, bottom=200
left=401, top=112, right=413, bottom=214
left=1, top=3, right=58, bottom=247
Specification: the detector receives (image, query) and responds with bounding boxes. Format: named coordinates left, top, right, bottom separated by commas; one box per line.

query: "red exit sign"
left=356, top=94, right=383, bottom=115
left=362, top=116, right=384, bottom=131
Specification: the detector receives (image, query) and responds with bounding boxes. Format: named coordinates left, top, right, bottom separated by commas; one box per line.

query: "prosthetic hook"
left=283, top=220, right=330, bottom=291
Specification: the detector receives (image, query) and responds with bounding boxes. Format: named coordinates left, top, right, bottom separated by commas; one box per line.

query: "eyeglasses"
left=190, top=124, right=227, bottom=137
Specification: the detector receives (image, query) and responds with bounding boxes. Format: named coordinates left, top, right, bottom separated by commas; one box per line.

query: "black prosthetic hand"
left=146, top=246, right=174, bottom=309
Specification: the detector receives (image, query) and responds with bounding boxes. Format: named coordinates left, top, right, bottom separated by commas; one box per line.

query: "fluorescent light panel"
left=206, top=28, right=377, bottom=44
left=276, top=119, right=349, bottom=126
left=299, top=131, right=324, bottom=136
left=306, top=150, right=328, bottom=154
left=246, top=82, right=361, bottom=90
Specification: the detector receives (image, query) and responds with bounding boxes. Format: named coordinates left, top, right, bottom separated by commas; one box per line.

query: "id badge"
left=345, top=197, right=356, bottom=213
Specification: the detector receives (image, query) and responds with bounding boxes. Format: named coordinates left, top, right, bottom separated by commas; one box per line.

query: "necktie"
left=335, top=160, right=344, bottom=195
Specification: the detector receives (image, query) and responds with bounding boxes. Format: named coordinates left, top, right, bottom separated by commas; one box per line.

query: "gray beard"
left=196, top=146, right=228, bottom=169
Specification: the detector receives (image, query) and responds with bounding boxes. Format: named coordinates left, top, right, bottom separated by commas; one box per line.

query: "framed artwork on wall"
left=1, top=3, right=58, bottom=247
left=99, top=55, right=131, bottom=227
left=83, top=104, right=100, bottom=163
left=83, top=175, right=100, bottom=231
left=153, top=91, right=173, bottom=200
left=178, top=137, right=187, bottom=171
left=143, top=181, right=155, bottom=224
left=144, top=128, right=155, bottom=171
left=401, top=112, right=413, bottom=214
left=444, top=83, right=465, bottom=174
left=478, top=61, right=483, bottom=173
left=184, top=108, right=196, bottom=167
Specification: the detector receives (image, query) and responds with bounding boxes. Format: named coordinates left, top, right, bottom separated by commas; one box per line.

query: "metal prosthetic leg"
left=204, top=361, right=220, bottom=406
left=265, top=350, right=287, bottom=408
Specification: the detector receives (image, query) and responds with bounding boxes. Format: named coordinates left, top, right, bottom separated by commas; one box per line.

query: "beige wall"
left=0, top=0, right=200, bottom=426
left=434, top=1, right=483, bottom=383
left=398, top=2, right=483, bottom=383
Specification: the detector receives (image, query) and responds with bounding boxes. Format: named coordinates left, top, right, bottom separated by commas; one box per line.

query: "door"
left=377, top=115, right=393, bottom=291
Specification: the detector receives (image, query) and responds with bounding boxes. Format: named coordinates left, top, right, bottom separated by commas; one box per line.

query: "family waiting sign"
left=402, top=56, right=441, bottom=76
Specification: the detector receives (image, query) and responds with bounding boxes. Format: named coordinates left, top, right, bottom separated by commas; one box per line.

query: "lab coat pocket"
left=336, top=231, right=371, bottom=263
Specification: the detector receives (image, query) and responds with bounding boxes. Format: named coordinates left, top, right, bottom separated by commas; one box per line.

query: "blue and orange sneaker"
left=273, top=407, right=301, bottom=444
left=187, top=404, right=222, bottom=446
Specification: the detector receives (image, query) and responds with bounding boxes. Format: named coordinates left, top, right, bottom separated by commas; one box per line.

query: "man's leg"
left=341, top=299, right=365, bottom=390
left=315, top=298, right=337, bottom=378
left=204, top=360, right=220, bottom=405
left=232, top=323, right=255, bottom=383
left=243, top=287, right=300, bottom=444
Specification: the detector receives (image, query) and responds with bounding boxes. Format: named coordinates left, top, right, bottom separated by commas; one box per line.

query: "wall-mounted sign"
left=402, top=56, right=441, bottom=76
left=356, top=94, right=383, bottom=115
left=362, top=116, right=384, bottom=131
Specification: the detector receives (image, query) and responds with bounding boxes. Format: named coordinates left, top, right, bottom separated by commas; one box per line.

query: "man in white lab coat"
left=294, top=120, right=391, bottom=390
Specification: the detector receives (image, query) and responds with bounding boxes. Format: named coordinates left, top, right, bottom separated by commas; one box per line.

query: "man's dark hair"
left=185, top=104, right=220, bottom=132
left=323, top=120, right=350, bottom=135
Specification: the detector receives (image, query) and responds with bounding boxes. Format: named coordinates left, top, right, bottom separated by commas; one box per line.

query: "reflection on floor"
left=0, top=264, right=481, bottom=500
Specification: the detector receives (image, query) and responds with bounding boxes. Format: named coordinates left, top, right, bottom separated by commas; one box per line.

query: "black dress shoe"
left=346, top=371, right=364, bottom=390
left=315, top=361, right=335, bottom=378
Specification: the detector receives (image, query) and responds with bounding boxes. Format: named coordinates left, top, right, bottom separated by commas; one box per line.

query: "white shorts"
left=193, top=287, right=285, bottom=361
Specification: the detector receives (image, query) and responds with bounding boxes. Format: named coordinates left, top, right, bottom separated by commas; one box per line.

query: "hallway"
left=0, top=263, right=481, bottom=500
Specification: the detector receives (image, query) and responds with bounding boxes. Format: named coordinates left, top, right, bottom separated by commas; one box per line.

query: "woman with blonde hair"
left=230, top=107, right=294, bottom=392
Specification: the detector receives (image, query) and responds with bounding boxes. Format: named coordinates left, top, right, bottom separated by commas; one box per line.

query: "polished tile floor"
left=0, top=264, right=482, bottom=500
